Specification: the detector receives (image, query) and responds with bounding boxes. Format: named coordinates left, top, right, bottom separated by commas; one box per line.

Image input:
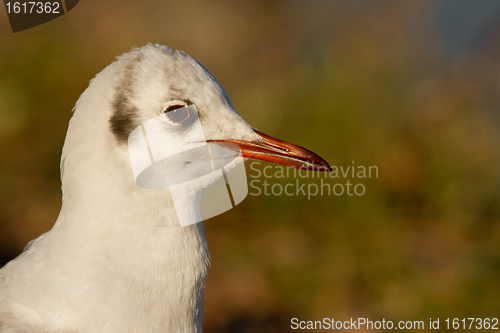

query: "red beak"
left=209, top=130, right=331, bottom=171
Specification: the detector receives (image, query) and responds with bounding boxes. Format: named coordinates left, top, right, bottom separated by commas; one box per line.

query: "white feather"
left=0, top=44, right=260, bottom=333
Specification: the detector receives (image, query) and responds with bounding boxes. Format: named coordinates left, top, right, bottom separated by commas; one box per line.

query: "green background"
left=1, top=1, right=499, bottom=332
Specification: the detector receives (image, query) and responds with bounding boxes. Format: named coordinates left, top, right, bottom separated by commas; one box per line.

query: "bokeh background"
left=1, top=0, right=500, bottom=332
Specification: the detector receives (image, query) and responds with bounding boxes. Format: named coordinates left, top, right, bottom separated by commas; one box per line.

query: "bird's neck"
left=30, top=65, right=211, bottom=331
left=49, top=129, right=209, bottom=331
left=31, top=184, right=210, bottom=332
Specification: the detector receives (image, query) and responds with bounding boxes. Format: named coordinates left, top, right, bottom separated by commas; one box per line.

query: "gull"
left=0, top=44, right=330, bottom=333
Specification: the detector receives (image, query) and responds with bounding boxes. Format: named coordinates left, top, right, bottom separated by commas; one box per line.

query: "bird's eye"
left=165, top=105, right=190, bottom=124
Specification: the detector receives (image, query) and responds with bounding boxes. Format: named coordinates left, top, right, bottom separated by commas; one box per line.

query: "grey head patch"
left=109, top=91, right=138, bottom=144
left=109, top=54, right=142, bottom=144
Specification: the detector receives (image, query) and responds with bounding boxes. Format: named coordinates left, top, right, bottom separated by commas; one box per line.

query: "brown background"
left=1, top=1, right=500, bottom=332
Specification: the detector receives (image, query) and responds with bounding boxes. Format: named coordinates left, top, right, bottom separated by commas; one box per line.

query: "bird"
left=0, top=44, right=330, bottom=333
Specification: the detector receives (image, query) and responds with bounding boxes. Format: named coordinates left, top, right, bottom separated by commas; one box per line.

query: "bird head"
left=109, top=44, right=329, bottom=168
left=61, top=44, right=329, bottom=227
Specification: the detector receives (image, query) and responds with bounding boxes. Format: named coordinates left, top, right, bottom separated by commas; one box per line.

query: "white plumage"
left=0, top=44, right=330, bottom=333
left=0, top=44, right=259, bottom=333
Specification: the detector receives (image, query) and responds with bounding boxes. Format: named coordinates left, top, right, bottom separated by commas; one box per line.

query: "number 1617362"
left=5, top=2, right=60, bottom=14
left=445, top=318, right=498, bottom=330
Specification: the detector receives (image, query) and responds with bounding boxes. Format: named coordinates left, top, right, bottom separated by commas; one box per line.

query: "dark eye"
left=165, top=105, right=190, bottom=124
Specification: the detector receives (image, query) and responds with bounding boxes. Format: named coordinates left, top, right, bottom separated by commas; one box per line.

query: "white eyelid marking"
left=162, top=100, right=187, bottom=113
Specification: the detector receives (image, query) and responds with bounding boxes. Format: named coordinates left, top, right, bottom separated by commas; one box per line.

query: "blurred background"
left=1, top=0, right=500, bottom=331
